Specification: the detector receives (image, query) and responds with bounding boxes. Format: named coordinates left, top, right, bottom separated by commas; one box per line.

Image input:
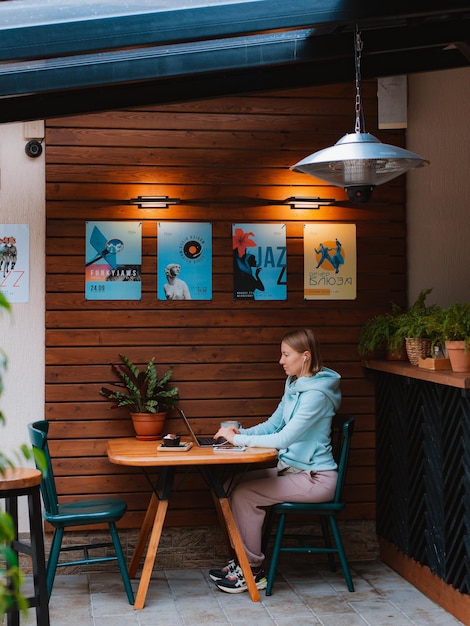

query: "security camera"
left=25, top=140, right=43, bottom=158
left=345, top=185, right=374, bottom=204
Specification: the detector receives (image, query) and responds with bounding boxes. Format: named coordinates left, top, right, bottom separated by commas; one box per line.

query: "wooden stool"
left=0, top=468, right=50, bottom=626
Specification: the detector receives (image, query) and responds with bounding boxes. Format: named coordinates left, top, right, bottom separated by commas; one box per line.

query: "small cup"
left=220, top=420, right=240, bottom=430
left=162, top=433, right=181, bottom=447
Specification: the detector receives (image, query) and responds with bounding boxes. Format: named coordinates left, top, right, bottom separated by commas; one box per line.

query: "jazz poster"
left=157, top=222, right=212, bottom=300
left=0, top=224, right=29, bottom=303
left=232, top=224, right=286, bottom=300
left=304, top=223, right=357, bottom=300
left=85, top=221, right=142, bottom=300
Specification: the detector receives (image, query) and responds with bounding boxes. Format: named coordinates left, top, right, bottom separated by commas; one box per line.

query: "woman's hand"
left=214, top=425, right=240, bottom=444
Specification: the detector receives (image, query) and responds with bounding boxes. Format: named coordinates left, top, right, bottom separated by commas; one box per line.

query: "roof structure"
left=1, top=0, right=469, bottom=121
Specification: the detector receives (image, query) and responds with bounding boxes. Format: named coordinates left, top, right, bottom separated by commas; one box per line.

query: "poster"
left=304, top=223, right=356, bottom=300
left=232, top=224, right=286, bottom=300
left=157, top=222, right=212, bottom=300
left=0, top=224, right=29, bottom=303
left=85, top=221, right=142, bottom=300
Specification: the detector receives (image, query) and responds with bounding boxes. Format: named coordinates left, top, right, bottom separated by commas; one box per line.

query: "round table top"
left=0, top=467, right=42, bottom=490
left=107, top=437, right=278, bottom=467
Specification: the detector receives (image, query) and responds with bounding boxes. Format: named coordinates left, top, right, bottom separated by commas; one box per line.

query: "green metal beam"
left=1, top=0, right=469, bottom=62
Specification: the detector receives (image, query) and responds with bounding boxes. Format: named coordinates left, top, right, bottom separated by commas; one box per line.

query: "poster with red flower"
left=232, top=224, right=286, bottom=300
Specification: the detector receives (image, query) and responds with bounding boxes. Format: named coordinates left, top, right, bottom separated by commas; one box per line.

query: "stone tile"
left=399, top=609, right=464, bottom=626
left=92, top=615, right=140, bottom=626
left=8, top=560, right=466, bottom=626
left=136, top=608, right=185, bottom=626
left=21, top=600, right=93, bottom=626
left=91, top=591, right=139, bottom=617
left=346, top=599, right=414, bottom=626
left=316, top=615, right=370, bottom=626
left=263, top=603, right=321, bottom=625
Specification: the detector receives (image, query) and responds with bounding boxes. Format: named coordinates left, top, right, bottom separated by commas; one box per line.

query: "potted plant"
left=440, top=300, right=470, bottom=372
left=392, top=288, right=442, bottom=365
left=358, top=304, right=405, bottom=360
left=100, top=354, right=179, bottom=440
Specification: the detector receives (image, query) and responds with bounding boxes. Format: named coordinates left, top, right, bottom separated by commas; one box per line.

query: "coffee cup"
left=162, top=433, right=181, bottom=447
left=220, top=420, right=240, bottom=430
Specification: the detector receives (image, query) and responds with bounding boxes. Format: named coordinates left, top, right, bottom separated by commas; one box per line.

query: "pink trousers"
left=229, top=467, right=338, bottom=568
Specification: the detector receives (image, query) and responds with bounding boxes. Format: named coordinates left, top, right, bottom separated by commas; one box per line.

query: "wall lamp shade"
left=291, top=132, right=429, bottom=204
left=284, top=196, right=335, bottom=209
left=130, top=196, right=181, bottom=208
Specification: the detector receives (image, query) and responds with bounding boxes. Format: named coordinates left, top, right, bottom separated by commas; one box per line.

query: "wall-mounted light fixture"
left=283, top=196, right=336, bottom=209
left=130, top=196, right=181, bottom=208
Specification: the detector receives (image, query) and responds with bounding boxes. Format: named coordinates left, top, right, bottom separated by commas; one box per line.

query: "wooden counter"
left=364, top=359, right=470, bottom=389
left=366, top=361, right=470, bottom=625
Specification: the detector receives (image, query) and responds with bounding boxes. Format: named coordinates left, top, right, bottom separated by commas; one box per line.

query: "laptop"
left=176, top=408, right=219, bottom=447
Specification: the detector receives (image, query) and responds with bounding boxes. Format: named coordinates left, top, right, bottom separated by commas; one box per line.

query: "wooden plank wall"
left=45, top=82, right=407, bottom=529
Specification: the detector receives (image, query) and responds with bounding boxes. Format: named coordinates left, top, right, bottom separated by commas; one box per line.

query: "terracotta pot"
left=445, top=340, right=470, bottom=373
left=131, top=412, right=166, bottom=440
left=386, top=342, right=407, bottom=361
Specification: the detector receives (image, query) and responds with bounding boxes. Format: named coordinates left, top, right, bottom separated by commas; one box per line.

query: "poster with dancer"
left=232, top=224, right=286, bottom=300
left=304, top=223, right=356, bottom=300
left=85, top=221, right=142, bottom=300
left=157, top=222, right=212, bottom=300
left=0, top=224, right=29, bottom=303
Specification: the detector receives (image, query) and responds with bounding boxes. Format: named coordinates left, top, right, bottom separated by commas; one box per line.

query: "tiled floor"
left=16, top=559, right=465, bottom=626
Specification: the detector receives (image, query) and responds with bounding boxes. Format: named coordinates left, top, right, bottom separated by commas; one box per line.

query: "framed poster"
left=232, top=224, right=286, bottom=300
left=157, top=222, right=212, bottom=300
left=304, top=223, right=357, bottom=300
left=0, top=224, right=29, bottom=303
left=85, top=221, right=142, bottom=300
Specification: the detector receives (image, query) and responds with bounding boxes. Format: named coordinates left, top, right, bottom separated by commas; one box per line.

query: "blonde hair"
left=281, top=328, right=323, bottom=375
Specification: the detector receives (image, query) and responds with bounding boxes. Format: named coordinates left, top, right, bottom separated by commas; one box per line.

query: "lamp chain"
left=354, top=26, right=365, bottom=134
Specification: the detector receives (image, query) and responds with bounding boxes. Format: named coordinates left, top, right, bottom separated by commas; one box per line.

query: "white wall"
left=407, top=67, right=470, bottom=306
left=0, top=122, right=45, bottom=528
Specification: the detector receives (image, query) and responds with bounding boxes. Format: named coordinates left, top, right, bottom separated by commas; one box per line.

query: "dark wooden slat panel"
left=44, top=377, right=373, bottom=403
left=44, top=360, right=369, bottom=383
left=44, top=325, right=363, bottom=346
left=44, top=307, right=374, bottom=328
left=45, top=81, right=405, bottom=532
left=43, top=345, right=373, bottom=367
left=46, top=217, right=406, bottom=246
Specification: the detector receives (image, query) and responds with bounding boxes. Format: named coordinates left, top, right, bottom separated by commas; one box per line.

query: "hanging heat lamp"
left=291, top=26, right=429, bottom=204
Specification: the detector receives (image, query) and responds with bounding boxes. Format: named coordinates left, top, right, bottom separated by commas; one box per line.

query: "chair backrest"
left=330, top=414, right=355, bottom=504
left=28, top=420, right=60, bottom=515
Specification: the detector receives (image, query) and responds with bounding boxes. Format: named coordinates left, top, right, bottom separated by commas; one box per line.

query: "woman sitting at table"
left=209, top=327, right=341, bottom=594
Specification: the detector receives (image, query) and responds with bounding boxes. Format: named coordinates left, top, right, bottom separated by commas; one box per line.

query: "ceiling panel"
left=0, top=0, right=469, bottom=121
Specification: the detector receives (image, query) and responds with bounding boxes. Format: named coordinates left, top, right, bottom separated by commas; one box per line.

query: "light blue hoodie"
left=233, top=367, right=341, bottom=472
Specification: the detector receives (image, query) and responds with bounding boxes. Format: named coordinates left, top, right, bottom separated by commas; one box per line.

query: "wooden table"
left=107, top=438, right=278, bottom=609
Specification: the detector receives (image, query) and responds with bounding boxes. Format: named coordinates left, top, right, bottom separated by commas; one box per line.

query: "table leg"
left=211, top=492, right=233, bottom=556
left=129, top=492, right=159, bottom=578
left=217, top=497, right=261, bottom=602
left=134, top=498, right=169, bottom=609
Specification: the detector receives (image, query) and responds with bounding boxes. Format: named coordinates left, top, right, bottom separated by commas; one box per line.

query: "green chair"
left=28, top=420, right=134, bottom=604
left=263, top=414, right=355, bottom=596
